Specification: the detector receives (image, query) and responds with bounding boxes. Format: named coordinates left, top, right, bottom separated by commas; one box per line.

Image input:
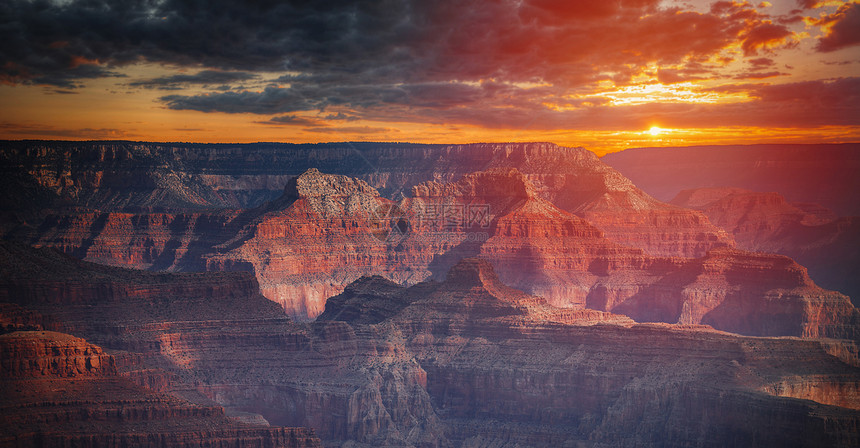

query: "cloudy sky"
left=1, top=0, right=858, bottom=154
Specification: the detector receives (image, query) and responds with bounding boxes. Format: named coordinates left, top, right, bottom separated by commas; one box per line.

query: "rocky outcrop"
left=18, top=210, right=244, bottom=271
left=2, top=243, right=859, bottom=447
left=670, top=187, right=860, bottom=305
left=200, top=168, right=722, bottom=320
left=405, top=171, right=857, bottom=340
left=0, top=330, right=322, bottom=448
left=3, top=141, right=730, bottom=259
left=203, top=168, right=422, bottom=318
left=320, top=259, right=860, bottom=447
left=670, top=187, right=839, bottom=249
left=5, top=162, right=856, bottom=340
left=599, top=247, right=860, bottom=339
left=0, top=240, right=288, bottom=340
left=0, top=330, right=115, bottom=377
left=0, top=241, right=446, bottom=447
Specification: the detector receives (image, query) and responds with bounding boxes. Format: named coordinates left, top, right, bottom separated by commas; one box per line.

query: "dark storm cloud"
left=129, top=70, right=259, bottom=90
left=3, top=0, right=824, bottom=130
left=1, top=0, right=419, bottom=87
left=160, top=86, right=317, bottom=114
left=3, top=0, right=797, bottom=88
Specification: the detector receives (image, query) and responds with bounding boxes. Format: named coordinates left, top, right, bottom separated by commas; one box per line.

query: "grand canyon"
left=1, top=141, right=859, bottom=447
left=3, top=0, right=860, bottom=446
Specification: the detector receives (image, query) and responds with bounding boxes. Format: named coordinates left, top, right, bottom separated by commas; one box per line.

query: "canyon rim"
left=2, top=0, right=860, bottom=446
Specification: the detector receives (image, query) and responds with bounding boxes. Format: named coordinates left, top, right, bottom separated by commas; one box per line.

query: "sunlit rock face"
left=6, top=162, right=855, bottom=340
left=322, top=259, right=860, bottom=447
left=3, top=246, right=859, bottom=447
left=4, top=141, right=730, bottom=258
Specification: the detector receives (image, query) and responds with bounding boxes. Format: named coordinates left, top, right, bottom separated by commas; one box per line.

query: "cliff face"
left=601, top=247, right=860, bottom=339
left=16, top=173, right=845, bottom=339
left=3, top=141, right=730, bottom=259
left=670, top=187, right=860, bottom=305
left=0, top=242, right=449, bottom=447
left=3, top=162, right=854, bottom=340
left=317, top=259, right=860, bottom=447
left=0, top=330, right=322, bottom=448
left=203, top=168, right=425, bottom=318
left=4, top=247, right=858, bottom=447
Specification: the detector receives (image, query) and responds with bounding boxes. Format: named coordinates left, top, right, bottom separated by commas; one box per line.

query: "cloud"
left=748, top=57, right=775, bottom=68
left=0, top=122, right=137, bottom=139
left=324, top=112, right=360, bottom=122
left=814, top=2, right=860, bottom=52
left=258, top=115, right=325, bottom=126
left=160, top=86, right=317, bottom=114
left=129, top=70, right=258, bottom=90
left=0, top=0, right=802, bottom=90
left=733, top=70, right=785, bottom=79
left=3, top=0, right=846, bottom=135
left=304, top=126, right=399, bottom=134
left=739, top=22, right=795, bottom=55
left=657, top=68, right=711, bottom=84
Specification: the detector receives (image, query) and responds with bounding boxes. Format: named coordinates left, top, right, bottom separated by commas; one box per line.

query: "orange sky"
left=1, top=0, right=858, bottom=155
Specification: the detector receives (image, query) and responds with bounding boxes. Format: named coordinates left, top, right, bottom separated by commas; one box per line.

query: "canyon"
left=670, top=187, right=860, bottom=306
left=8, top=163, right=853, bottom=340
left=0, top=330, right=322, bottom=448
left=1, top=141, right=730, bottom=258
left=1, top=242, right=859, bottom=446
left=2, top=140, right=859, bottom=446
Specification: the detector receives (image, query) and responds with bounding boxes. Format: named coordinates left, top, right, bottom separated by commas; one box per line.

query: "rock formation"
left=0, top=330, right=322, bottom=448
left=3, top=161, right=854, bottom=341
left=318, top=259, right=860, bottom=447
left=3, top=245, right=859, bottom=447
left=1, top=140, right=859, bottom=446
left=671, top=187, right=860, bottom=305
left=2, top=141, right=730, bottom=259
left=602, top=247, right=860, bottom=340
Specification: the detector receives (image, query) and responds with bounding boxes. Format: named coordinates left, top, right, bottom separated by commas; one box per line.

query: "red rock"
left=2, top=245, right=860, bottom=447
left=602, top=247, right=860, bottom=339
left=0, top=330, right=322, bottom=448
left=324, top=260, right=860, bottom=447
left=671, top=187, right=860, bottom=305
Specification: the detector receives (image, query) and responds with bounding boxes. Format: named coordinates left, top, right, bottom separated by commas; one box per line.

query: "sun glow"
left=649, top=126, right=662, bottom=136
left=600, top=82, right=750, bottom=106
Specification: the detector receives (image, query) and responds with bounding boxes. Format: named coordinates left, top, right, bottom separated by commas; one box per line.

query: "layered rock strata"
left=670, top=187, right=860, bottom=304
left=4, top=248, right=858, bottom=447
left=316, top=259, right=860, bottom=447
left=0, top=330, right=321, bottom=448
left=2, top=141, right=730, bottom=259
